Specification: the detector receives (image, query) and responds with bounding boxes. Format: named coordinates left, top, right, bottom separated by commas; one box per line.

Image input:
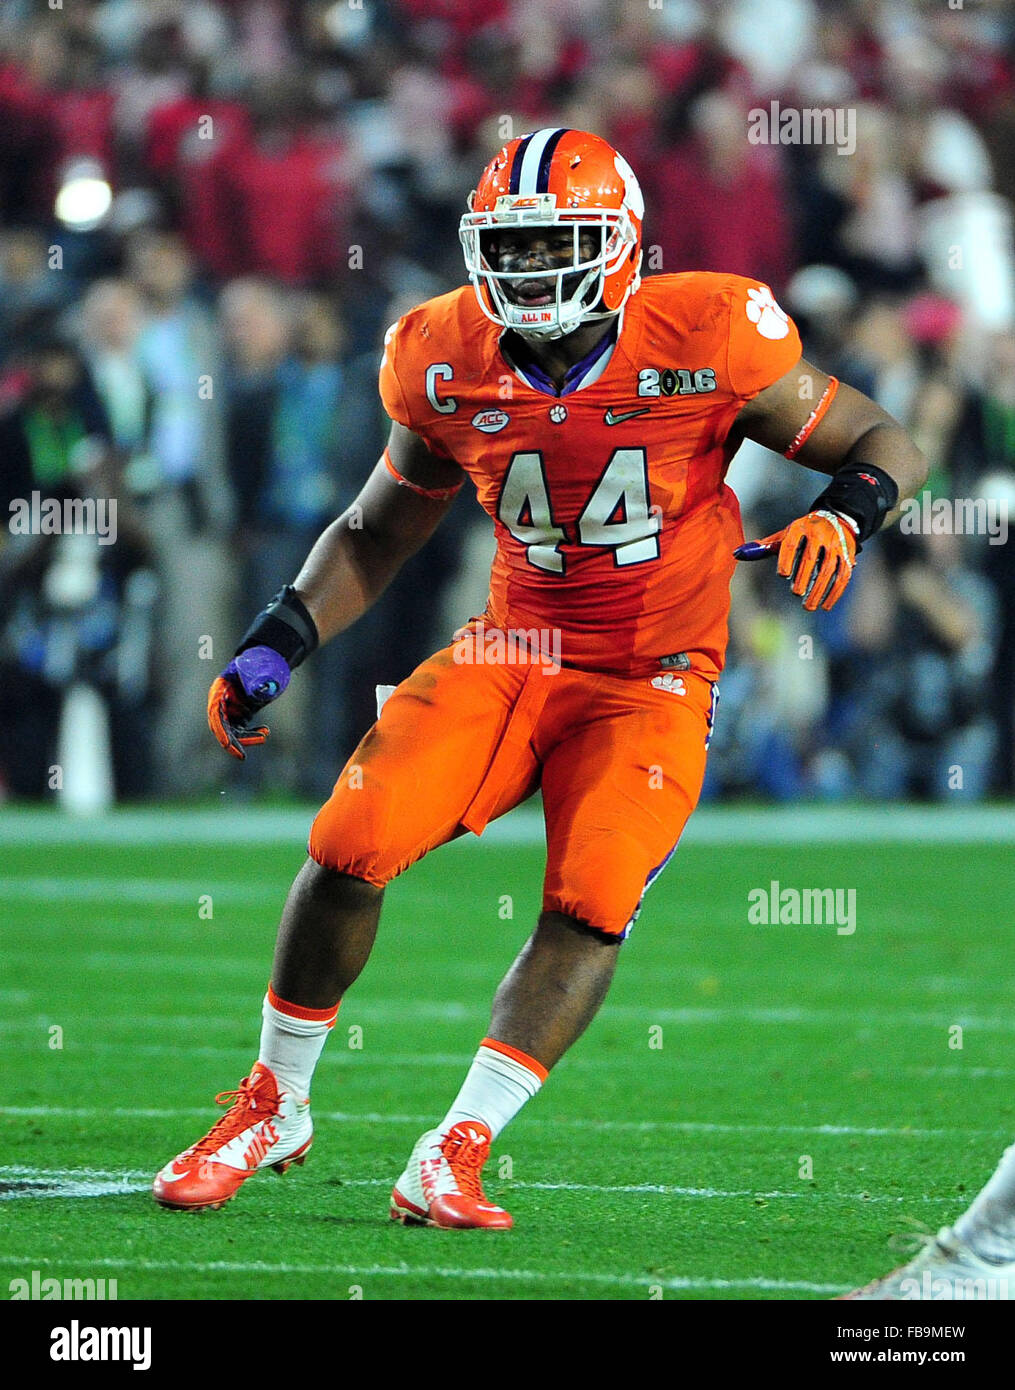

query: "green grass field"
left=2, top=804, right=1013, bottom=1301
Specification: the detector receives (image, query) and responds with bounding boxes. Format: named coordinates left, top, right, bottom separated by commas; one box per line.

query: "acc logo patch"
left=745, top=285, right=790, bottom=340
left=471, top=409, right=510, bottom=434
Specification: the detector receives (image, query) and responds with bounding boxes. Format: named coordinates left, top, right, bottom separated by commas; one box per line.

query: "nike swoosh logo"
left=604, top=407, right=651, bottom=425
left=158, top=1169, right=190, bottom=1183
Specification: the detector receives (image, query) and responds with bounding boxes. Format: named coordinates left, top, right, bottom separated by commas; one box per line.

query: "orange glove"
left=734, top=509, right=859, bottom=612
left=207, top=674, right=270, bottom=759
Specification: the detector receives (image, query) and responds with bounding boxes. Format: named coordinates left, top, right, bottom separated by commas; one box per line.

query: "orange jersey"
left=379, top=272, right=802, bottom=679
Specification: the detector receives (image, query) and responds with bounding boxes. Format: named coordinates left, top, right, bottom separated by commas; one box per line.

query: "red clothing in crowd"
left=49, top=85, right=116, bottom=167
left=145, top=94, right=250, bottom=177
left=397, top=0, right=510, bottom=42
left=145, top=95, right=251, bottom=277
left=649, top=144, right=794, bottom=291
left=0, top=63, right=114, bottom=214
left=0, top=63, right=54, bottom=216
left=214, top=129, right=353, bottom=283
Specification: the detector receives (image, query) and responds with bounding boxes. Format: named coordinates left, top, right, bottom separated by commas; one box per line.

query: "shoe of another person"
left=841, top=1226, right=1014, bottom=1300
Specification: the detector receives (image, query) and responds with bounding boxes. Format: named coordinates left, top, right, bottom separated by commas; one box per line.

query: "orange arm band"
left=784, top=376, right=839, bottom=460
left=383, top=447, right=463, bottom=502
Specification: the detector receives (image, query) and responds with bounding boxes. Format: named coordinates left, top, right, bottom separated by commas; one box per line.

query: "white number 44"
left=498, top=448, right=660, bottom=573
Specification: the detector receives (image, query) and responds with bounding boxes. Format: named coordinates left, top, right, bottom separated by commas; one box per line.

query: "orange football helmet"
left=459, top=128, right=644, bottom=340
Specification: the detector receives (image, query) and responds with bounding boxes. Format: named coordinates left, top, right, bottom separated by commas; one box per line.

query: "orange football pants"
left=309, top=633, right=717, bottom=937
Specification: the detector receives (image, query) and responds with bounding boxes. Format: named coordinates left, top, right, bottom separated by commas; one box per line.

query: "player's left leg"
left=391, top=665, right=716, bottom=1229
left=390, top=910, right=620, bottom=1229
left=488, top=911, right=621, bottom=1067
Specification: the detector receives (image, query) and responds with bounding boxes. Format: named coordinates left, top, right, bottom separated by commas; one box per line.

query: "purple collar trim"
left=503, top=321, right=618, bottom=397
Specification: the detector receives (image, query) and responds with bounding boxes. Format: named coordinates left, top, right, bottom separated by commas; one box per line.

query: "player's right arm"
left=292, top=421, right=464, bottom=645
left=208, top=421, right=464, bottom=758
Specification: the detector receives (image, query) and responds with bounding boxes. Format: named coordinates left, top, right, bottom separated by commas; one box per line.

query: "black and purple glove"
left=207, top=646, right=292, bottom=760
left=206, top=586, right=318, bottom=760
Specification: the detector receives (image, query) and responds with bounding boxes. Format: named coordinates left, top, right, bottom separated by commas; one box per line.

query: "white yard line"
left=3, top=997, right=1014, bottom=1031
left=0, top=1165, right=957, bottom=1211
left=5, top=1038, right=1015, bottom=1074
left=2, top=803, right=1015, bottom=846
left=4, top=1022, right=1009, bottom=1080
left=0, top=1251, right=845, bottom=1294
left=0, top=1167, right=151, bottom=1199
left=0, top=878, right=271, bottom=905
left=0, top=1166, right=153, bottom=1178
left=0, top=1105, right=1002, bottom=1139
left=0, top=1181, right=151, bottom=1200
left=0, top=1167, right=809, bottom=1201
left=335, top=1177, right=950, bottom=1203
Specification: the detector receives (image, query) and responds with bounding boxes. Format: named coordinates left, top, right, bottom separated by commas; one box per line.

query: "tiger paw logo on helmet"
left=745, top=285, right=790, bottom=340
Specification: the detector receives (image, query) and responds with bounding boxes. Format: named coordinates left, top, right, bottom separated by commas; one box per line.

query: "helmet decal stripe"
left=535, top=127, right=568, bottom=192
left=508, top=133, right=535, bottom=194
left=517, top=127, right=565, bottom=194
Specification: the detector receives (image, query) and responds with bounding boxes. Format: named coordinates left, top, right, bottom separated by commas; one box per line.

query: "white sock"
left=953, top=1141, right=1015, bottom=1263
left=257, top=991, right=338, bottom=1100
left=439, top=1040, right=547, bottom=1140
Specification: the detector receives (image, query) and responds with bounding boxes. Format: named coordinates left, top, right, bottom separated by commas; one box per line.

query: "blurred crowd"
left=0, top=0, right=1012, bottom=804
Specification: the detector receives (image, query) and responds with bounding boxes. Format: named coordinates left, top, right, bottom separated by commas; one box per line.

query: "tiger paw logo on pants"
left=746, top=285, right=790, bottom=340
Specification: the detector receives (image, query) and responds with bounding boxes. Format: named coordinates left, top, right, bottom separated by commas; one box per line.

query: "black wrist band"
left=810, top=464, right=899, bottom=544
left=235, top=585, right=320, bottom=669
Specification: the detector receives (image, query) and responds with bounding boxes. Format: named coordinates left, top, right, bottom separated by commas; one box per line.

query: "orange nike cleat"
left=152, top=1063, right=312, bottom=1211
left=390, top=1121, right=512, bottom=1229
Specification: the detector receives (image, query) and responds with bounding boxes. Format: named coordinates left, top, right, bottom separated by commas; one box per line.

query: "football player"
left=153, top=129, right=926, bottom=1227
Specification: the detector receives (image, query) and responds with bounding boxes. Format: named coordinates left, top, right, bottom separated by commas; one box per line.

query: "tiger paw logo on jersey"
left=651, top=673, right=686, bottom=695
left=745, top=285, right=790, bottom=340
